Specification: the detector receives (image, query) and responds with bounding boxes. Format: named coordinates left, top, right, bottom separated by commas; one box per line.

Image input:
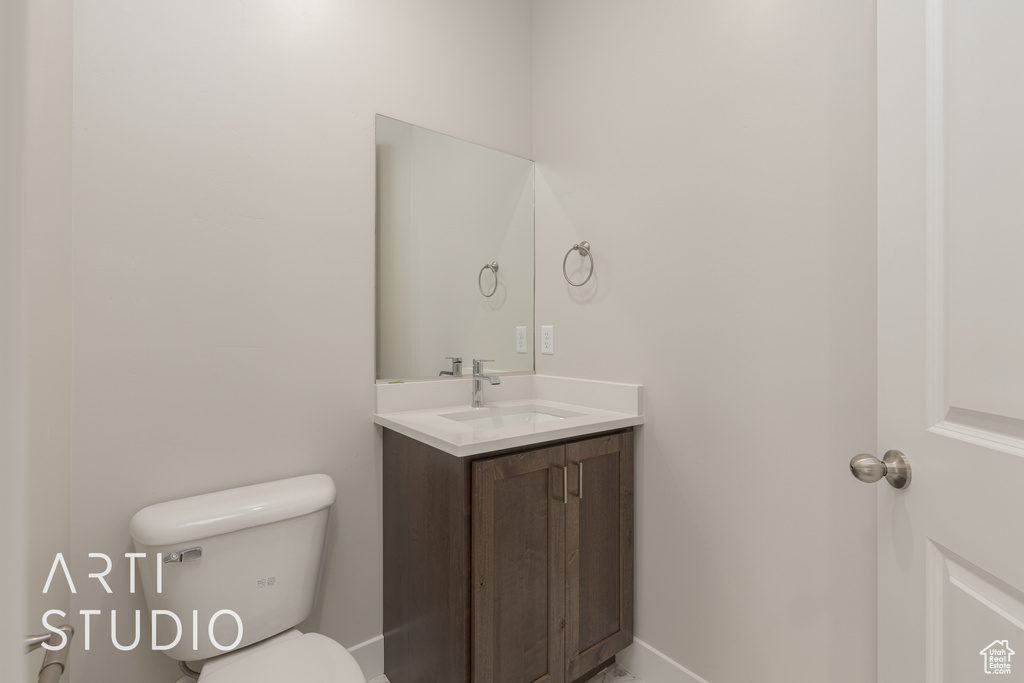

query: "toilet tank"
left=128, top=474, right=336, bottom=662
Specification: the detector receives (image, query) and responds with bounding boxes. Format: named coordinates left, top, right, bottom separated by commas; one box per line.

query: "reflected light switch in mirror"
left=516, top=326, right=528, bottom=353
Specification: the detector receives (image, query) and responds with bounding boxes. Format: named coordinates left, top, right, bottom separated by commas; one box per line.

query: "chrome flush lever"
left=164, top=547, right=202, bottom=563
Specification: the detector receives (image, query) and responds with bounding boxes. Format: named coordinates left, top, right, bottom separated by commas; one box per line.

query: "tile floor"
left=366, top=663, right=644, bottom=683
left=589, top=664, right=645, bottom=683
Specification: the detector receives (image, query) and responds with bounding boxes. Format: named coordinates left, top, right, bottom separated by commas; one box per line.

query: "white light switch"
left=541, top=325, right=554, bottom=355
left=516, top=326, right=528, bottom=353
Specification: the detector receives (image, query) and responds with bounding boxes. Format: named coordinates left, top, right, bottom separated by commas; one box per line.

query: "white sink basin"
left=374, top=378, right=644, bottom=456
left=442, top=404, right=583, bottom=430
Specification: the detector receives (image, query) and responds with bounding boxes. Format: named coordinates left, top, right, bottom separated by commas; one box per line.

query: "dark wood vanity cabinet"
left=472, top=433, right=634, bottom=683
left=383, top=429, right=633, bottom=683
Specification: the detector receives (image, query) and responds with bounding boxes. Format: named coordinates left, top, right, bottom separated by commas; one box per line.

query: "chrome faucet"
left=471, top=359, right=501, bottom=408
left=440, top=356, right=462, bottom=376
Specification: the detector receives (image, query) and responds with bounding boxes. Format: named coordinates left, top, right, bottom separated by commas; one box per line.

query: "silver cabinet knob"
left=849, top=450, right=911, bottom=489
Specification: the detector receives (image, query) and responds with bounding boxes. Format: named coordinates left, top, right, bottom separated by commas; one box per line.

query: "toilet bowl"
left=189, top=630, right=365, bottom=682
left=129, top=475, right=367, bottom=683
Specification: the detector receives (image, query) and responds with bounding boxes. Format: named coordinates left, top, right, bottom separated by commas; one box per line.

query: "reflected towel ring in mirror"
left=563, top=241, right=594, bottom=287
left=478, top=261, right=499, bottom=297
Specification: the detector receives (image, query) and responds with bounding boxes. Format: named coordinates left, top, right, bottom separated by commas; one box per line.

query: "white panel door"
left=878, top=0, right=1024, bottom=681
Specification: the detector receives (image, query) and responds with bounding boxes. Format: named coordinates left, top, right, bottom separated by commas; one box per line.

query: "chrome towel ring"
left=562, top=241, right=594, bottom=287
left=478, top=261, right=499, bottom=297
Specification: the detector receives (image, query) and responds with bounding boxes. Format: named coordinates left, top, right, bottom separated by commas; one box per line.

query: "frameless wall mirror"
left=375, top=115, right=535, bottom=381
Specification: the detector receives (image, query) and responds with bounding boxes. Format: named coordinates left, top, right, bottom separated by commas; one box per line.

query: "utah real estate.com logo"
left=980, top=640, right=1014, bottom=675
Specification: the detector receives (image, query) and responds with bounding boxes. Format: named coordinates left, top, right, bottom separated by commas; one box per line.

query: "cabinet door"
left=473, top=446, right=567, bottom=683
left=565, top=433, right=634, bottom=681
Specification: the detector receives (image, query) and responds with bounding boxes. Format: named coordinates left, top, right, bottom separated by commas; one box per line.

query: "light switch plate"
left=541, top=325, right=554, bottom=355
left=516, top=326, right=528, bottom=353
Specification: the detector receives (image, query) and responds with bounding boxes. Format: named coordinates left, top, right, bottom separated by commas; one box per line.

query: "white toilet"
left=129, top=474, right=367, bottom=683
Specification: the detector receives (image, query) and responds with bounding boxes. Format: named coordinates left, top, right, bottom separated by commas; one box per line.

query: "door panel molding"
left=932, top=408, right=1024, bottom=459
left=924, top=0, right=1024, bottom=456
left=926, top=540, right=1024, bottom=681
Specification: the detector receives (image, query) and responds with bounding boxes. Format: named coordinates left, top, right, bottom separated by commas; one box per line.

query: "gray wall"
left=533, top=2, right=878, bottom=681
left=22, top=4, right=74, bottom=682
left=2, top=0, right=29, bottom=680
left=64, top=1, right=531, bottom=680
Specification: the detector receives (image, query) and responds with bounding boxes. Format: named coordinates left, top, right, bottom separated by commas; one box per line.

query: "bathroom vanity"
left=376, top=376, right=642, bottom=683
left=383, top=428, right=633, bottom=683
left=374, top=118, right=641, bottom=683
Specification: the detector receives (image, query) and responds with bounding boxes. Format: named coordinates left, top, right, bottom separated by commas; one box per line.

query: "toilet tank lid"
left=129, top=474, right=337, bottom=547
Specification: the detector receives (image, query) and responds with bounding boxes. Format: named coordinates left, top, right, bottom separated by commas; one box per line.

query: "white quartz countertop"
left=373, top=375, right=644, bottom=457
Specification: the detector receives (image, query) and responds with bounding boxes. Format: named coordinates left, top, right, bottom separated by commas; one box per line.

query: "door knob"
left=849, top=450, right=911, bottom=489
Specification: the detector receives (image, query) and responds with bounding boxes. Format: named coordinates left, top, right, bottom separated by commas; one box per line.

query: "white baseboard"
left=617, top=638, right=711, bottom=683
left=347, top=633, right=705, bottom=683
left=348, top=634, right=384, bottom=680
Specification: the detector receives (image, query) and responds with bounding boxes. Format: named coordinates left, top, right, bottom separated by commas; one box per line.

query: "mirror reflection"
left=375, top=115, right=535, bottom=381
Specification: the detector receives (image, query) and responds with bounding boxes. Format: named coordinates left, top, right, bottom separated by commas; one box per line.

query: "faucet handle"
left=472, top=359, right=494, bottom=374
left=446, top=357, right=463, bottom=362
